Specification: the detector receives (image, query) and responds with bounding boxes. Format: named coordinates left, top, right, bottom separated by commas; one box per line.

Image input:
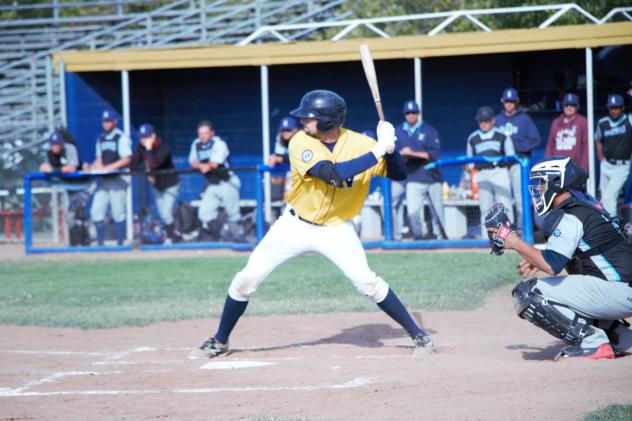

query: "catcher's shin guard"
left=512, top=279, right=595, bottom=346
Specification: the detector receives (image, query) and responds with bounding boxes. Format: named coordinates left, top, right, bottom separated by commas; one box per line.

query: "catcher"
left=485, top=156, right=632, bottom=360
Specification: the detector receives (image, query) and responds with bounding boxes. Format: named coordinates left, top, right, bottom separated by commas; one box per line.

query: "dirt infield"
left=1, top=285, right=630, bottom=420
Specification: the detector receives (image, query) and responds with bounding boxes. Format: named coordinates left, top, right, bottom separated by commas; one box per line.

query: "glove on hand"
left=484, top=203, right=514, bottom=256
left=373, top=121, right=397, bottom=158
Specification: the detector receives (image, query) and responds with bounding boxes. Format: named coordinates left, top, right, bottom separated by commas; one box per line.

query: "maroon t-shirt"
left=544, top=113, right=589, bottom=172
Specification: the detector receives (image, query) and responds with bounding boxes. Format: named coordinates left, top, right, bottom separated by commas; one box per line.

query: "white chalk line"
left=0, top=377, right=374, bottom=397
left=1, top=370, right=123, bottom=395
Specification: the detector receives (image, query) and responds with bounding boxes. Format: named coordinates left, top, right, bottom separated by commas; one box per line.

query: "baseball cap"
left=476, top=106, right=495, bottom=121
left=139, top=123, right=155, bottom=138
left=101, top=108, right=117, bottom=122
left=606, top=94, right=624, bottom=107
left=562, top=93, right=579, bottom=106
left=362, top=130, right=377, bottom=140
left=501, top=87, right=519, bottom=102
left=278, top=116, right=298, bottom=132
left=403, top=100, right=420, bottom=114
left=48, top=131, right=63, bottom=145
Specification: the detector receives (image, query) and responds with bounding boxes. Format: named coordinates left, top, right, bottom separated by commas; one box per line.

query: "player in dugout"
left=199, top=90, right=435, bottom=358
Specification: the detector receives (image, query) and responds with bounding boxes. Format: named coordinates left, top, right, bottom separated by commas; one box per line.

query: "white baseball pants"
left=228, top=207, right=390, bottom=304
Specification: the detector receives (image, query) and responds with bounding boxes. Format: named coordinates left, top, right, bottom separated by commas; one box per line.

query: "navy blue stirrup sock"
left=115, top=221, right=126, bottom=245
left=214, top=295, right=249, bottom=344
left=377, top=288, right=426, bottom=337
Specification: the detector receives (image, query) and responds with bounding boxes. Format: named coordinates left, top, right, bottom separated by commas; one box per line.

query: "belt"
left=606, top=159, right=630, bottom=165
left=289, top=208, right=322, bottom=225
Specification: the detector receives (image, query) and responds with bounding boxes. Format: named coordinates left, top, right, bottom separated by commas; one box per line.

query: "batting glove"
left=372, top=121, right=397, bottom=158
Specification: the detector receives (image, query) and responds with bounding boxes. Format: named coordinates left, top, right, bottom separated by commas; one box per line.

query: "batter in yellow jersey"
left=199, top=90, right=435, bottom=359
left=286, top=128, right=386, bottom=225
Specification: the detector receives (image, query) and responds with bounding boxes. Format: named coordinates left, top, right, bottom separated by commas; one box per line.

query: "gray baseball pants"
left=155, top=184, right=179, bottom=225
left=198, top=175, right=241, bottom=224
left=406, top=181, right=444, bottom=238
left=475, top=167, right=513, bottom=237
left=599, top=160, right=630, bottom=218
left=534, top=275, right=632, bottom=353
left=90, top=177, right=128, bottom=223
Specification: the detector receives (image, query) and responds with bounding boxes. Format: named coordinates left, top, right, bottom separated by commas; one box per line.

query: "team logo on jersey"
left=553, top=228, right=561, bottom=237
left=301, top=150, right=313, bottom=162
left=418, top=133, right=425, bottom=141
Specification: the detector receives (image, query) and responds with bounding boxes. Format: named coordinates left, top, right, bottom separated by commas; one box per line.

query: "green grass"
left=0, top=252, right=520, bottom=329
left=585, top=404, right=632, bottom=421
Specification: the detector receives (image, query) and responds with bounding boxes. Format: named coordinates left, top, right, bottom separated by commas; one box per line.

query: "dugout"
left=55, top=22, right=632, bottom=198
left=41, top=21, right=632, bottom=250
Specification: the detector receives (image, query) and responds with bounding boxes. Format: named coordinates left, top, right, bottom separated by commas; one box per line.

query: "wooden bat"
left=359, top=43, right=385, bottom=121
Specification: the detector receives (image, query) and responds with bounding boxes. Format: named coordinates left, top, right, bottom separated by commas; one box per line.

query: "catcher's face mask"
left=528, top=172, right=562, bottom=216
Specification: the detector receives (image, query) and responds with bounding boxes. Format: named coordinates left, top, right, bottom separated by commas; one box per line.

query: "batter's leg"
left=315, top=222, right=428, bottom=339
left=212, top=213, right=311, bottom=345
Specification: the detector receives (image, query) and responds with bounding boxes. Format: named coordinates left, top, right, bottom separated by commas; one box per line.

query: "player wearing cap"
left=495, top=88, right=541, bottom=229
left=544, top=93, right=589, bottom=172
left=595, top=94, right=632, bottom=218
left=199, top=90, right=435, bottom=358
left=268, top=116, right=299, bottom=202
left=189, top=120, right=241, bottom=241
left=40, top=130, right=79, bottom=174
left=485, top=156, right=632, bottom=360
left=467, top=106, right=516, bottom=237
left=85, top=109, right=132, bottom=246
left=393, top=100, right=444, bottom=240
left=131, top=123, right=181, bottom=244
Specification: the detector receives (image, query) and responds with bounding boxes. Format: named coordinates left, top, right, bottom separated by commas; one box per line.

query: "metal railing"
left=237, top=3, right=632, bottom=45
left=0, top=0, right=345, bottom=176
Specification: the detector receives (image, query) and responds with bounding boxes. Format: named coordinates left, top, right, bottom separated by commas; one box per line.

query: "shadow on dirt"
left=506, top=342, right=561, bottom=361
left=234, top=323, right=437, bottom=354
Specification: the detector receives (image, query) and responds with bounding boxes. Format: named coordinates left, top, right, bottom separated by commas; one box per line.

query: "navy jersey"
left=494, top=110, right=541, bottom=156
left=131, top=138, right=179, bottom=191
left=395, top=121, right=442, bottom=183
left=595, top=114, right=632, bottom=160
left=466, top=128, right=515, bottom=170
left=544, top=195, right=632, bottom=282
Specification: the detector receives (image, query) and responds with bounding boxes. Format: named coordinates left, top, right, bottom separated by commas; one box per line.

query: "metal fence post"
left=200, top=0, right=207, bottom=42
left=30, top=59, right=37, bottom=141
left=46, top=56, right=54, bottom=133
left=23, top=175, right=33, bottom=253
left=520, top=157, right=533, bottom=244
left=255, top=166, right=265, bottom=242
left=58, top=60, right=67, bottom=128
left=382, top=178, right=393, bottom=241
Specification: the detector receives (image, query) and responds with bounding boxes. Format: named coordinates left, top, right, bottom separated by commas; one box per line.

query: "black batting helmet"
left=290, top=90, right=346, bottom=132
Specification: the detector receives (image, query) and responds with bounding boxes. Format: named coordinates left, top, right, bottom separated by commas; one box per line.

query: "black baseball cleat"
left=412, top=333, right=435, bottom=356
left=554, top=343, right=615, bottom=361
left=199, top=337, right=229, bottom=358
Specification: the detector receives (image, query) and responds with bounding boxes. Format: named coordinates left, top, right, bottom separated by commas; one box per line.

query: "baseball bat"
left=359, top=43, right=385, bottom=121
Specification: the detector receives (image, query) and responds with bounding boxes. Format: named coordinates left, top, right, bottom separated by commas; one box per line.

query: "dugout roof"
left=53, top=21, right=632, bottom=72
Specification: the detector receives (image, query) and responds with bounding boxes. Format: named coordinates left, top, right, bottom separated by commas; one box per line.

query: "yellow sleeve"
left=288, top=134, right=329, bottom=177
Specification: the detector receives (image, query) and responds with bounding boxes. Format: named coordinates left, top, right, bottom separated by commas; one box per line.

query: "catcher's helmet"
left=290, top=90, right=346, bottom=132
left=528, top=156, right=588, bottom=215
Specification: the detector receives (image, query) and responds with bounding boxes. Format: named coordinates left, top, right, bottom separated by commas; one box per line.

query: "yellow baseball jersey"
left=286, top=128, right=386, bottom=225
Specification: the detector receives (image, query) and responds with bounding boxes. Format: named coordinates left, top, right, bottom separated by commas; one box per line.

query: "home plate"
left=200, top=360, right=276, bottom=370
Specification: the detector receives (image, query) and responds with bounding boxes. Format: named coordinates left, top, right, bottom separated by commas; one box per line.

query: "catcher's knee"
left=512, top=278, right=595, bottom=346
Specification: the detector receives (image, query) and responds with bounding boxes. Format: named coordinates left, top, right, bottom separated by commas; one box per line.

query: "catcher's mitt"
left=484, top=203, right=514, bottom=255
